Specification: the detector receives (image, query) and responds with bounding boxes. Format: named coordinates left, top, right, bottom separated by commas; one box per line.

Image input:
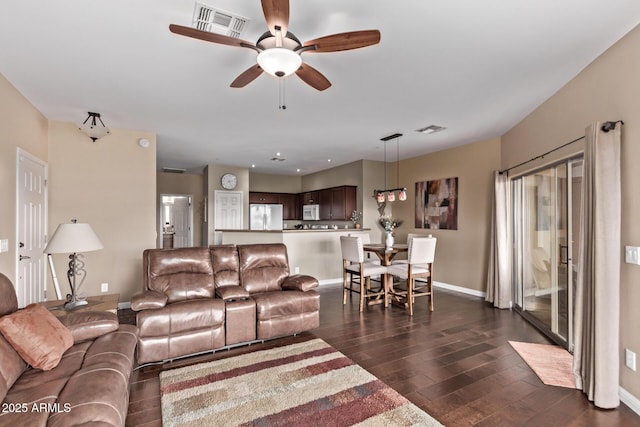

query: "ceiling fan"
left=169, top=0, right=381, bottom=91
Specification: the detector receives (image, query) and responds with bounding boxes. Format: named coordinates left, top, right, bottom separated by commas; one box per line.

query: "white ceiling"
left=2, top=1, right=639, bottom=175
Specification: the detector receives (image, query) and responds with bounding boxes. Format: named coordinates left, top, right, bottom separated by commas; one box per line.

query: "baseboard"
left=319, top=277, right=486, bottom=299
left=318, top=278, right=344, bottom=286
left=620, top=386, right=640, bottom=416
left=433, top=281, right=486, bottom=298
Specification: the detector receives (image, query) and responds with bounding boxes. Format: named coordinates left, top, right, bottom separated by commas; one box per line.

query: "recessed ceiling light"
left=276, top=152, right=281, bottom=156
left=327, top=159, right=331, bottom=162
left=416, top=125, right=447, bottom=134
left=296, top=168, right=301, bottom=172
left=251, top=164, right=255, bottom=168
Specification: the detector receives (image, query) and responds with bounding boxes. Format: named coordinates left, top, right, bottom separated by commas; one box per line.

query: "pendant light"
left=375, top=133, right=407, bottom=202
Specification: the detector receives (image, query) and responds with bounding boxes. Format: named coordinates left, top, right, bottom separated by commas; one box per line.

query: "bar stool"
left=387, top=236, right=437, bottom=315
left=340, top=235, right=388, bottom=312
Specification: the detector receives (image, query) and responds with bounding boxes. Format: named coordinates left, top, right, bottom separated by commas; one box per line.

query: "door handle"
left=19, top=255, right=31, bottom=261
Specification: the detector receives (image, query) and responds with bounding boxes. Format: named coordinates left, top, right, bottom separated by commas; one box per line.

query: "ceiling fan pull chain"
left=279, top=78, right=287, bottom=110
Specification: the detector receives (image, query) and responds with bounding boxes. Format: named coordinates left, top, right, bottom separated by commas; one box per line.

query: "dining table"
left=362, top=243, right=408, bottom=307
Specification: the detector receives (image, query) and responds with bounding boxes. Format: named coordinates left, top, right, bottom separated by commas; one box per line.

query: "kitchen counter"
left=216, top=228, right=371, bottom=233
left=217, top=228, right=377, bottom=283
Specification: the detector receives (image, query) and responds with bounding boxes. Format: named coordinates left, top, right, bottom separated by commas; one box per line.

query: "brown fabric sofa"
left=0, top=273, right=138, bottom=427
left=131, top=243, right=320, bottom=364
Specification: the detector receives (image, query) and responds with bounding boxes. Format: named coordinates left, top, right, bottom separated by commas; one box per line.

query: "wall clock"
left=221, top=173, right=237, bottom=190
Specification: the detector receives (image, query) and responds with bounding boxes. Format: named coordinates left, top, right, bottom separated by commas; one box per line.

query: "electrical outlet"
left=625, top=349, right=636, bottom=371
left=0, top=239, right=8, bottom=253
left=101, top=282, right=109, bottom=293
left=294, top=266, right=300, bottom=274
left=625, top=246, right=640, bottom=265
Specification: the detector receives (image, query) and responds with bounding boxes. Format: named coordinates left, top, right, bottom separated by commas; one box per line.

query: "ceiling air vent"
left=192, top=3, right=250, bottom=39
left=416, top=125, right=447, bottom=134
left=163, top=167, right=186, bottom=173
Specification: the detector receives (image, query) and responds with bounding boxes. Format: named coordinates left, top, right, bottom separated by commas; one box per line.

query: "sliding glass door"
left=512, top=157, right=583, bottom=349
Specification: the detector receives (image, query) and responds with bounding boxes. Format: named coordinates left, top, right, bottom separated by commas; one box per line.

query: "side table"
left=40, top=293, right=120, bottom=317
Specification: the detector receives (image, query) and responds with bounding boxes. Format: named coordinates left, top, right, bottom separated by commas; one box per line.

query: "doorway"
left=160, top=194, right=193, bottom=249
left=16, top=149, right=48, bottom=307
left=512, top=157, right=583, bottom=349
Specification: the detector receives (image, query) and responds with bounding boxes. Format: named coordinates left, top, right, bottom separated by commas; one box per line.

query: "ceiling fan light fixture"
left=257, top=48, right=301, bottom=78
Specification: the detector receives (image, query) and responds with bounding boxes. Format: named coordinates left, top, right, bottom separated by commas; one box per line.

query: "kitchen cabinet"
left=302, top=191, right=319, bottom=205
left=279, top=193, right=299, bottom=220
left=318, top=186, right=356, bottom=220
left=249, top=192, right=280, bottom=204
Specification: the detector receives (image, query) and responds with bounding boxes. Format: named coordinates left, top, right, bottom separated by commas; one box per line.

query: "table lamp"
left=43, top=220, right=104, bottom=310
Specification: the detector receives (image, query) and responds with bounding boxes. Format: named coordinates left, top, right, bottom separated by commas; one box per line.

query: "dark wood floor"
left=123, top=284, right=640, bottom=426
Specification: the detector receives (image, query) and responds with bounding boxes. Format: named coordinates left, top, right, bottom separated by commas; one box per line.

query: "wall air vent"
left=163, top=167, right=187, bottom=173
left=416, top=125, right=447, bottom=134
left=192, top=3, right=250, bottom=39
left=270, top=157, right=286, bottom=162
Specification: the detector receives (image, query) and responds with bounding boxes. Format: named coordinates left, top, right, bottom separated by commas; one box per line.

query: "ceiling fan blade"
left=295, top=63, right=331, bottom=91
left=169, top=24, right=255, bottom=49
left=230, top=65, right=264, bottom=88
left=261, top=0, right=289, bottom=36
left=303, top=30, right=381, bottom=53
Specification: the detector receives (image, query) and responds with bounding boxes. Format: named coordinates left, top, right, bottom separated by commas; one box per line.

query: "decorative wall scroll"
left=415, top=177, right=458, bottom=230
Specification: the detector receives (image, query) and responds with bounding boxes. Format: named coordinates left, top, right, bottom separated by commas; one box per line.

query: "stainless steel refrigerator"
left=249, top=204, right=283, bottom=230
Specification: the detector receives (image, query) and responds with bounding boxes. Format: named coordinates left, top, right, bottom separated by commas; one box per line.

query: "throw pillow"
left=0, top=303, right=73, bottom=370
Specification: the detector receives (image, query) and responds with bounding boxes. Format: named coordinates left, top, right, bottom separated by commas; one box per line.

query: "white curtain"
left=486, top=171, right=511, bottom=308
left=573, top=121, right=621, bottom=408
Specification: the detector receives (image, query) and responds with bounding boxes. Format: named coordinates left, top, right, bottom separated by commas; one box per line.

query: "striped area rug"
left=160, top=338, right=443, bottom=426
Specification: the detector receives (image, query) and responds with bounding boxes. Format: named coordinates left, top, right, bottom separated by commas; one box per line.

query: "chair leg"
left=429, top=278, right=434, bottom=311
left=342, top=263, right=348, bottom=305
left=407, top=277, right=414, bottom=316
left=359, top=275, right=366, bottom=312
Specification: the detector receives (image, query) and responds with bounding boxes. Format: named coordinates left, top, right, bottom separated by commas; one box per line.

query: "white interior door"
left=172, top=196, right=192, bottom=247
left=16, top=149, right=48, bottom=307
left=214, top=191, right=242, bottom=230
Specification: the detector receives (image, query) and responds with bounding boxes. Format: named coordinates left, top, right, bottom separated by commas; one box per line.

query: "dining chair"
left=386, top=236, right=437, bottom=315
left=340, top=235, right=388, bottom=312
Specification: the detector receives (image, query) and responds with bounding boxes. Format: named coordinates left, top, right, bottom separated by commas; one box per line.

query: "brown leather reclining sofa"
left=131, top=243, right=320, bottom=364
left=0, top=273, right=138, bottom=427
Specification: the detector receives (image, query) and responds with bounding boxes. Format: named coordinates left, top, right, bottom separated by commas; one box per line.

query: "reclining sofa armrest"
left=131, top=290, right=168, bottom=311
left=216, top=286, right=250, bottom=301
left=281, top=274, right=319, bottom=292
left=59, top=311, right=120, bottom=344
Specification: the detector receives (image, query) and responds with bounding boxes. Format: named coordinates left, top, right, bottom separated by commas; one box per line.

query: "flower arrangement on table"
left=350, top=210, right=362, bottom=228
left=379, top=216, right=403, bottom=232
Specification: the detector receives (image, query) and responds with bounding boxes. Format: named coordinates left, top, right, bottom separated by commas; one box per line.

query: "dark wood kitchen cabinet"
left=249, top=192, right=280, bottom=204
left=279, top=193, right=299, bottom=220
left=302, top=191, right=319, bottom=205
left=318, top=186, right=356, bottom=220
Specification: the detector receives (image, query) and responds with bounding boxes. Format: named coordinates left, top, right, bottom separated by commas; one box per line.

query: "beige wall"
left=502, top=23, right=640, bottom=400
left=392, top=138, right=501, bottom=292
left=0, top=74, right=48, bottom=282
left=249, top=172, right=302, bottom=193
left=48, top=121, right=156, bottom=302
left=157, top=171, right=204, bottom=247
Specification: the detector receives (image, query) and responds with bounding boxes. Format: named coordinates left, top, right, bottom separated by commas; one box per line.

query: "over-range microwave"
left=302, top=204, right=320, bottom=221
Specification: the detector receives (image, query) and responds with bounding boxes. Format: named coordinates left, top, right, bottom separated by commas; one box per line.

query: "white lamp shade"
left=79, top=122, right=110, bottom=140
left=257, top=48, right=302, bottom=77
left=43, top=223, right=104, bottom=254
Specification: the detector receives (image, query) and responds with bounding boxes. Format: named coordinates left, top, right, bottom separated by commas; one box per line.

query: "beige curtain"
left=486, top=171, right=511, bottom=308
left=573, top=121, right=621, bottom=408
